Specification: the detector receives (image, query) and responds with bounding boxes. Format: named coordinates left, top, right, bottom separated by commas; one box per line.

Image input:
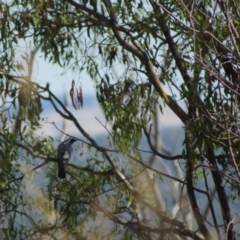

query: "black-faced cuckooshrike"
left=57, top=138, right=76, bottom=179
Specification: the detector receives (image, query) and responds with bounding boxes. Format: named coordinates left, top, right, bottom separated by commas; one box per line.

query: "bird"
left=57, top=138, right=76, bottom=179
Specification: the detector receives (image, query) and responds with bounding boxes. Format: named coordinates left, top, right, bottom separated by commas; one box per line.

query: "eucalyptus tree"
left=0, top=0, right=240, bottom=239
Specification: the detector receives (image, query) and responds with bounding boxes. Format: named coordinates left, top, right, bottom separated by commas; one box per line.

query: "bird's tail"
left=58, top=158, right=66, bottom=179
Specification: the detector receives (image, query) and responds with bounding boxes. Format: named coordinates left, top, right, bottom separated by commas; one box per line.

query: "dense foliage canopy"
left=0, top=0, right=240, bottom=239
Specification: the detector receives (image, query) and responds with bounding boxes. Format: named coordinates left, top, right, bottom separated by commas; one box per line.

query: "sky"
left=14, top=44, right=185, bottom=140
left=29, top=51, right=96, bottom=96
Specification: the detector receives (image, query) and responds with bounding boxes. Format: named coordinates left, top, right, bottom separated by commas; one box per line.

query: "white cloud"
left=38, top=100, right=108, bottom=139
left=37, top=96, right=186, bottom=141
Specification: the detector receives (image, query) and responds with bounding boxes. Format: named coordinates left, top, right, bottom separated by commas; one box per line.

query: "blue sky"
left=14, top=44, right=185, bottom=140
left=28, top=50, right=96, bottom=95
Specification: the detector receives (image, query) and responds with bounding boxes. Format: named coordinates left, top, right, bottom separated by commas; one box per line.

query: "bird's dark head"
left=70, top=138, right=77, bottom=144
